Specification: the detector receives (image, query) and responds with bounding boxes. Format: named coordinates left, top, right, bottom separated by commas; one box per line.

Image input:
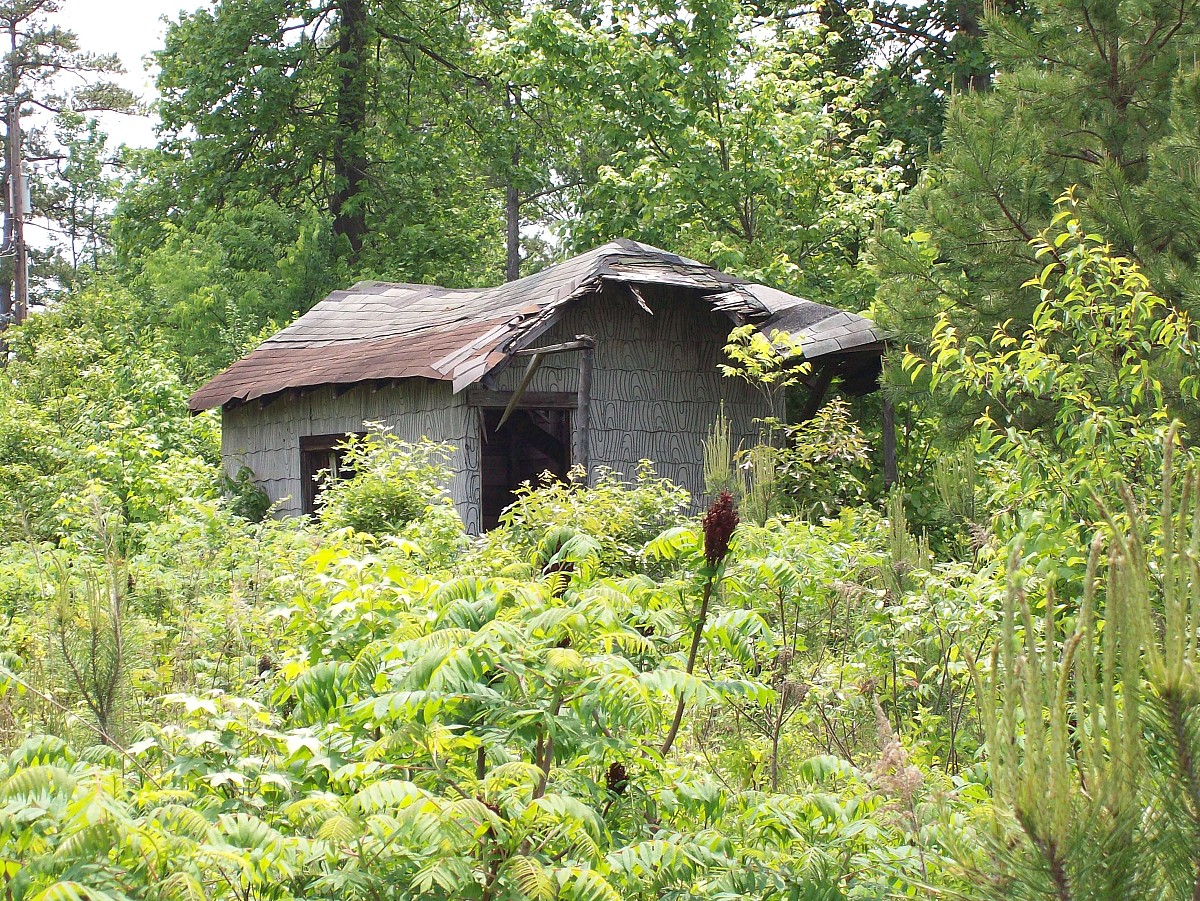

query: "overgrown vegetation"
left=3, top=0, right=1200, bottom=897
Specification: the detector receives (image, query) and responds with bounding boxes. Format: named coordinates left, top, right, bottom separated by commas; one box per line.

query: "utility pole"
left=1, top=10, right=26, bottom=339
left=0, top=100, right=12, bottom=334
left=9, top=99, right=25, bottom=326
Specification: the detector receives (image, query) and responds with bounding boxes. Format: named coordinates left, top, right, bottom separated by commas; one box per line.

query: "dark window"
left=300, top=433, right=363, bottom=515
left=480, top=408, right=572, bottom=530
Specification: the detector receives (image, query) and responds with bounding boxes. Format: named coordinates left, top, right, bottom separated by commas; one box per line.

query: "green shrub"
left=219, top=465, right=272, bottom=522
left=495, top=462, right=691, bottom=572
left=316, top=429, right=456, bottom=535
left=776, top=398, right=872, bottom=519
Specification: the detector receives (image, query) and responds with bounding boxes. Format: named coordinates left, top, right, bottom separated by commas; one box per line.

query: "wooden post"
left=797, top=364, right=835, bottom=422
left=575, top=339, right=594, bottom=484
left=498, top=352, right=544, bottom=428
left=512, top=339, right=594, bottom=356
left=881, top=396, right=897, bottom=489
left=508, top=335, right=595, bottom=484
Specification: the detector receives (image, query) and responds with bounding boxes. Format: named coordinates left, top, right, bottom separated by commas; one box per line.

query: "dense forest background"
left=4, top=0, right=1200, bottom=898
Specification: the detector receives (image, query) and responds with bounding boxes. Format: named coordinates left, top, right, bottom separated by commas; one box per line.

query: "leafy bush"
left=904, top=193, right=1200, bottom=563
left=776, top=398, right=873, bottom=518
left=495, top=462, right=691, bottom=572
left=219, top=465, right=272, bottom=522
left=316, top=429, right=457, bottom=535
left=0, top=287, right=220, bottom=544
left=0, top=526, right=951, bottom=901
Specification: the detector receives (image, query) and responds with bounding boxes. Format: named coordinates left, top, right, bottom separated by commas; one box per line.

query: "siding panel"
left=221, top=380, right=474, bottom=525
left=484, top=284, right=768, bottom=509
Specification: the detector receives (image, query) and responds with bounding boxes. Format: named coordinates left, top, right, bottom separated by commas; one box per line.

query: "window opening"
left=300, top=433, right=363, bottom=515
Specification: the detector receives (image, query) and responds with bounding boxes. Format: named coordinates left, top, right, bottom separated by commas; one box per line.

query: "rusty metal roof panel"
left=189, top=238, right=884, bottom=412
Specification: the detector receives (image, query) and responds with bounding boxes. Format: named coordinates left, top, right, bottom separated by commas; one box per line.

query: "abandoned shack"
left=189, top=239, right=885, bottom=532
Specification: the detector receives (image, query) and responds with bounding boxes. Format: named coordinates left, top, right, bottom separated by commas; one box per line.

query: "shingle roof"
left=188, top=238, right=884, bottom=412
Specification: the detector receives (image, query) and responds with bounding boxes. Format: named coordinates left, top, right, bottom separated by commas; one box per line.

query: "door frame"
left=468, top=389, right=577, bottom=528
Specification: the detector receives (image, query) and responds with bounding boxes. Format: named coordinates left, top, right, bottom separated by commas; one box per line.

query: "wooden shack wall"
left=220, top=380, right=478, bottom=526
left=477, top=284, right=767, bottom=509
left=220, top=283, right=769, bottom=533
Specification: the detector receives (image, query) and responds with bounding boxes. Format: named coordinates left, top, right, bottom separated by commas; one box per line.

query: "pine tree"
left=969, top=428, right=1200, bottom=899
left=875, top=0, right=1200, bottom=354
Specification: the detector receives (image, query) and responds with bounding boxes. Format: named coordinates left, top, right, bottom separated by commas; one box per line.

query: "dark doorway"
left=480, top=408, right=572, bottom=529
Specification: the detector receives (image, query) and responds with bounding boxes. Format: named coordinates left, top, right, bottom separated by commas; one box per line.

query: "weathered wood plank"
left=466, top=389, right=578, bottom=409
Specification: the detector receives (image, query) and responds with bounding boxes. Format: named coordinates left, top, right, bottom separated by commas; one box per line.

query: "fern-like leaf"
left=504, top=854, right=556, bottom=900
left=316, top=813, right=361, bottom=844
left=643, top=527, right=699, bottom=561
left=554, top=866, right=623, bottom=901
left=158, top=871, right=207, bottom=901
left=31, top=882, right=119, bottom=901
left=352, top=779, right=428, bottom=814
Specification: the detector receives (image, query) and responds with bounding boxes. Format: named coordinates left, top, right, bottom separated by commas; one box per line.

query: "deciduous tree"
left=151, top=0, right=507, bottom=281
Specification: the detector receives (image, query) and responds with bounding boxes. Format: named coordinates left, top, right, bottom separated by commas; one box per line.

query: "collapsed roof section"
left=188, top=238, right=885, bottom=412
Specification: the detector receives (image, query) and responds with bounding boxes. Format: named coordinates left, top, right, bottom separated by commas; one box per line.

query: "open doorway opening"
left=480, top=407, right=572, bottom=529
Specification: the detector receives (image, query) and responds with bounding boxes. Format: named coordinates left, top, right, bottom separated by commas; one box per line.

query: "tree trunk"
left=2, top=21, right=18, bottom=332
left=331, top=0, right=369, bottom=262
left=954, top=0, right=992, bottom=92
left=1, top=115, right=11, bottom=328
left=505, top=173, right=520, bottom=282
left=505, top=88, right=521, bottom=282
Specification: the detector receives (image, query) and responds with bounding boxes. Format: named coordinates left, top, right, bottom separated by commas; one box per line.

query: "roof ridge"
left=345, top=239, right=715, bottom=295
left=189, top=239, right=883, bottom=412
left=342, top=278, right=465, bottom=292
